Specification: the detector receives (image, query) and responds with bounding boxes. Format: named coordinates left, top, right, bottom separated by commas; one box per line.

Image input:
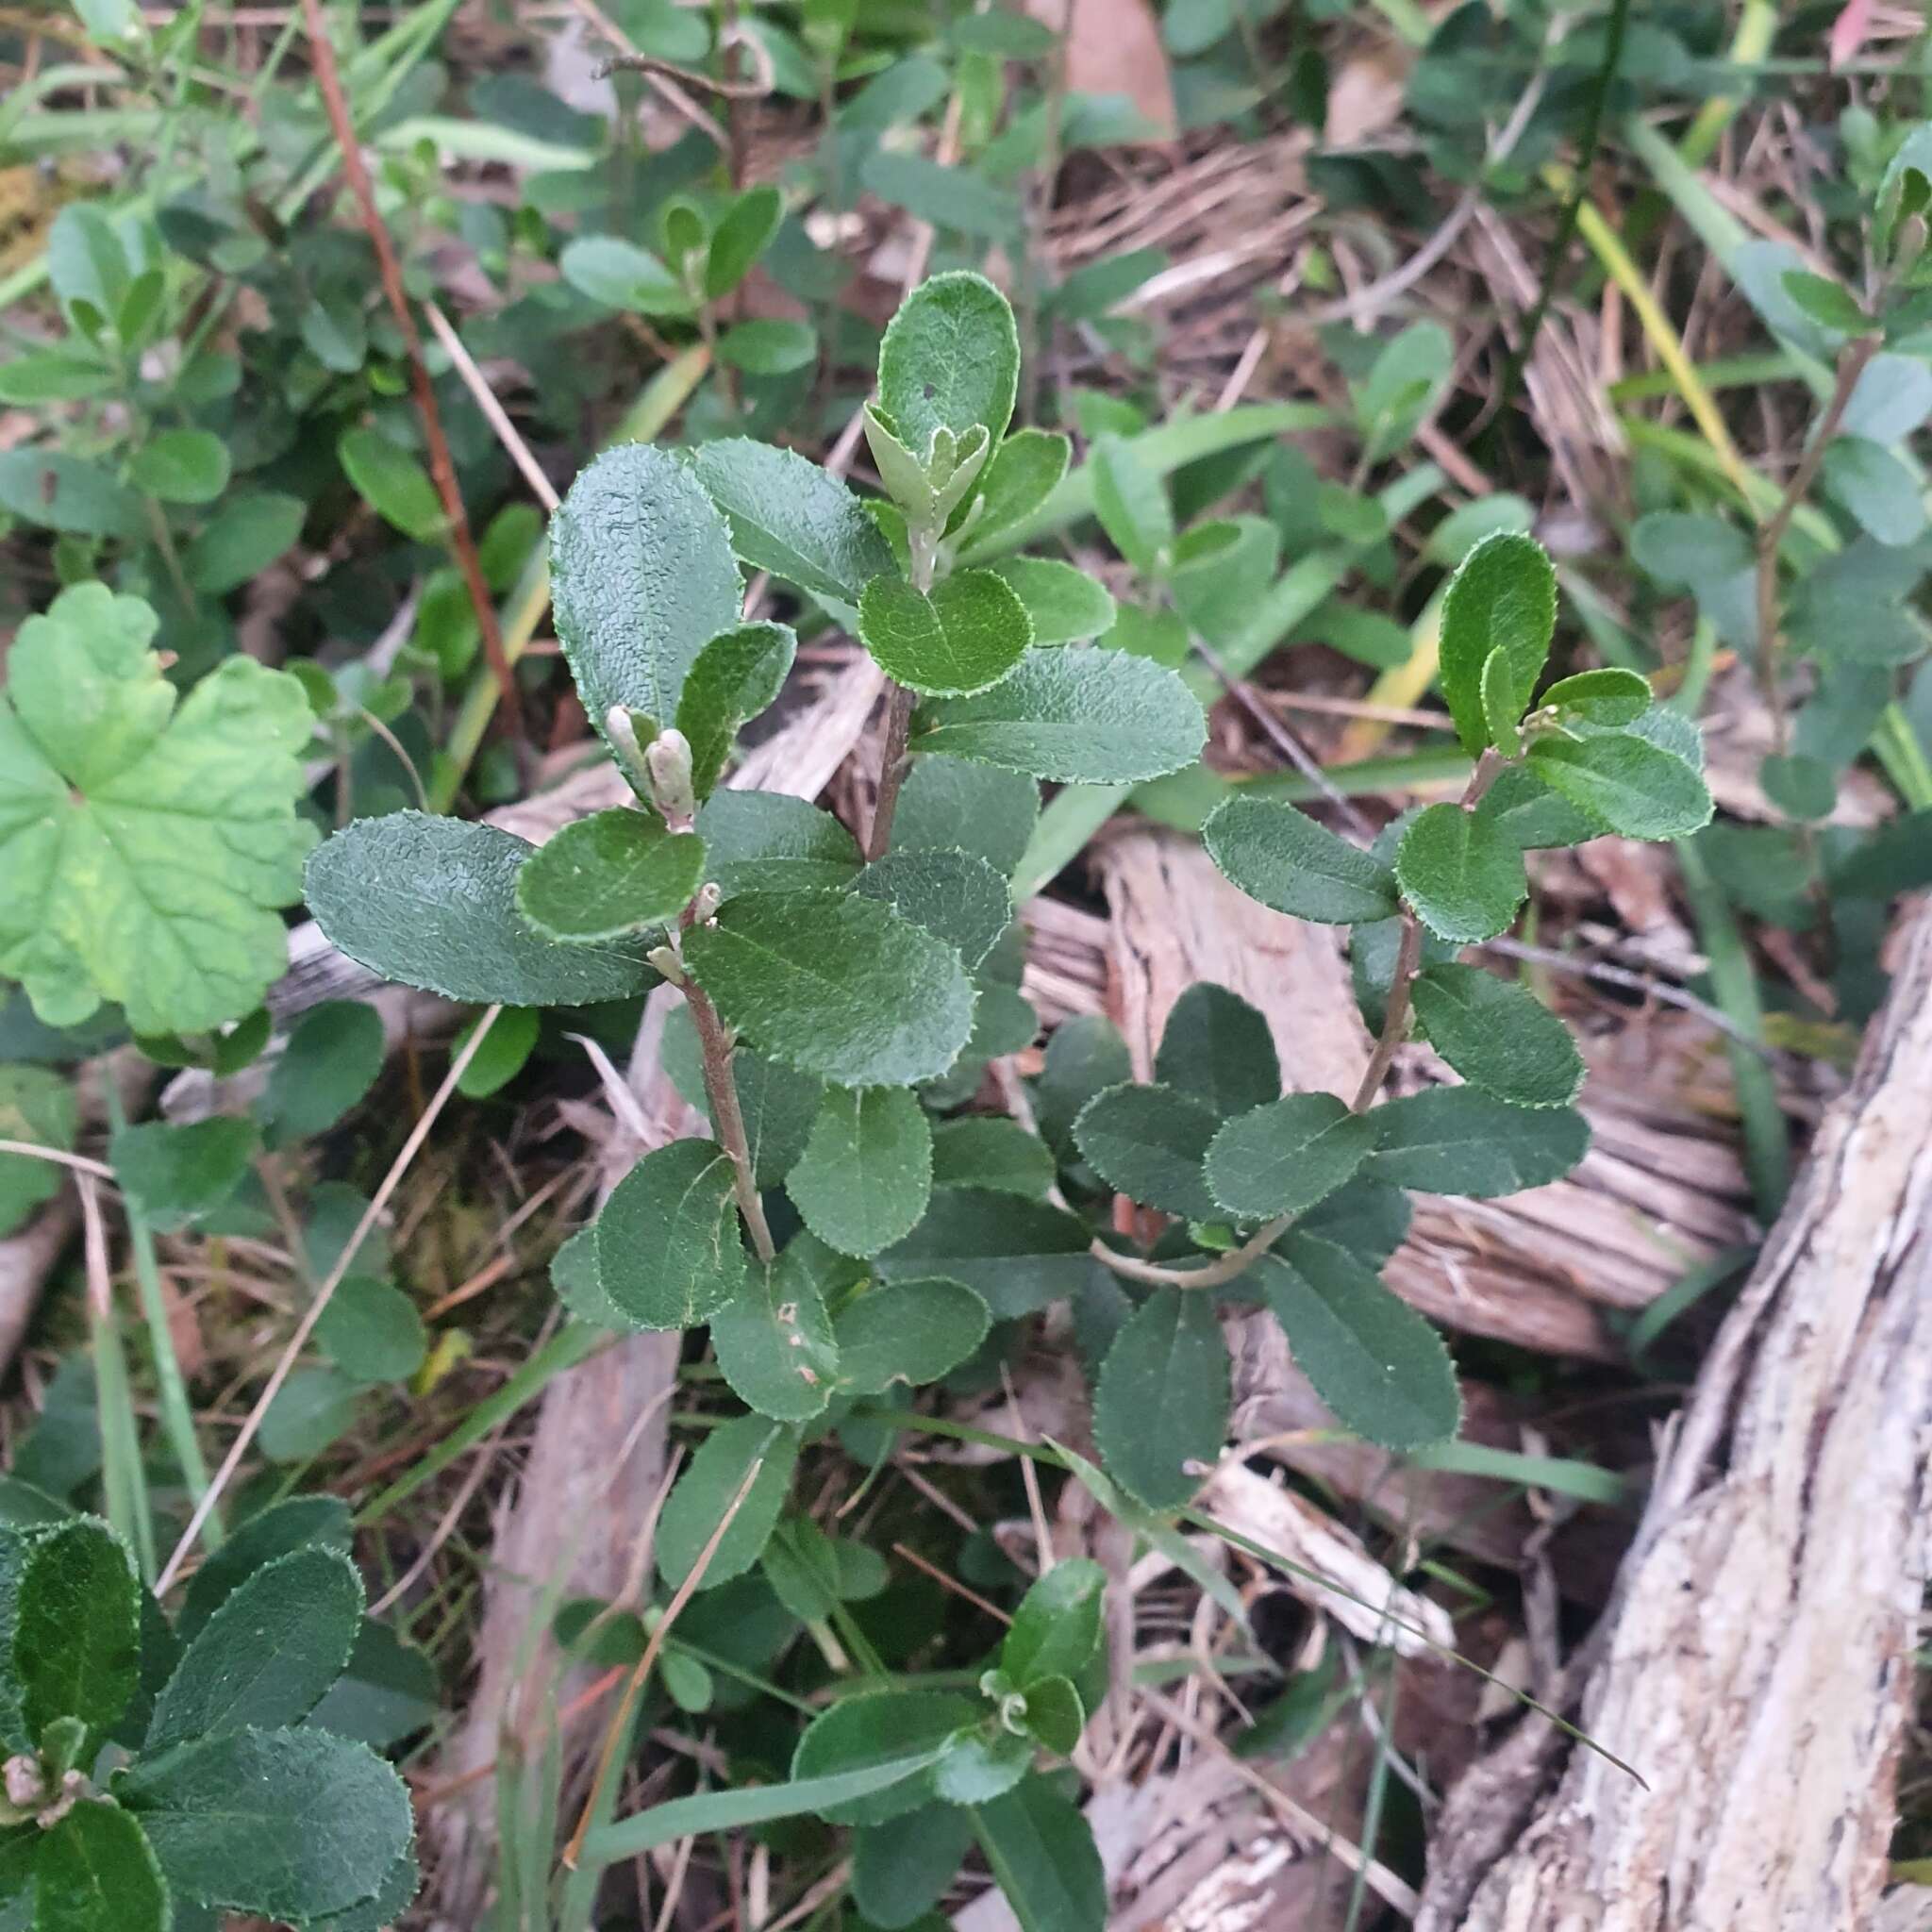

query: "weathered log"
left=1415, top=896, right=1932, bottom=1932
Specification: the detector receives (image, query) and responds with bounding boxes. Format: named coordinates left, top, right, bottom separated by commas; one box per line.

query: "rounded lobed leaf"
left=682, top=890, right=976, bottom=1089
left=514, top=809, right=706, bottom=942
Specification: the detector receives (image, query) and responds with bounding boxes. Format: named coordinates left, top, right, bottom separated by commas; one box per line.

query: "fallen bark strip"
left=1415, top=895, right=1932, bottom=1932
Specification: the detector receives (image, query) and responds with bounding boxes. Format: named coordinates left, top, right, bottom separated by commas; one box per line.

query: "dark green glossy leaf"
left=832, top=1276, right=990, bottom=1392
left=695, top=791, right=863, bottom=900
left=893, top=756, right=1040, bottom=878
left=877, top=271, right=1019, bottom=455
left=711, top=1256, right=839, bottom=1423
left=791, top=1689, right=979, bottom=1825
left=969, top=1777, right=1107, bottom=1932
left=1002, top=1557, right=1106, bottom=1689
left=876, top=1191, right=1091, bottom=1319
left=35, top=1802, right=167, bottom=1932
left=859, top=570, right=1032, bottom=697
left=1438, top=531, right=1556, bottom=755
left=853, top=849, right=1011, bottom=970
left=853, top=1806, right=975, bottom=1931
left=1154, top=983, right=1279, bottom=1118
left=17, top=1517, right=140, bottom=1745
left=675, top=622, right=797, bottom=797
left=654, top=1415, right=797, bottom=1591
left=929, top=1116, right=1055, bottom=1197
left=689, top=440, right=895, bottom=606
left=1527, top=732, right=1713, bottom=839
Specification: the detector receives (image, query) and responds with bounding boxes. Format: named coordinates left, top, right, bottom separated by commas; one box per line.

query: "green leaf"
left=1002, top=1557, right=1106, bottom=1689
left=1539, top=668, right=1652, bottom=724
left=337, top=427, right=441, bottom=540
left=930, top=1116, right=1054, bottom=1197
left=696, top=790, right=863, bottom=900
left=1779, top=269, right=1867, bottom=334
left=551, top=444, right=745, bottom=748
left=1258, top=1244, right=1458, bottom=1450
left=853, top=849, right=1012, bottom=969
left=558, top=235, right=690, bottom=314
left=893, top=756, right=1040, bottom=878
left=45, top=205, right=126, bottom=324
left=970, top=1777, right=1107, bottom=1932
left=0, top=1068, right=76, bottom=1237
left=876, top=1191, right=1091, bottom=1319
left=175, top=1498, right=352, bottom=1641
left=675, top=623, right=797, bottom=797
left=515, top=809, right=704, bottom=942
left=704, top=184, right=783, bottom=298
left=35, top=1802, right=167, bottom=1932
left=933, top=1722, right=1031, bottom=1804
left=655, top=1414, right=798, bottom=1591
left=551, top=1224, right=624, bottom=1329
left=258, top=1000, right=385, bottom=1143
left=1172, top=515, right=1282, bottom=650
left=1091, top=1289, right=1228, bottom=1507
left=1035, top=1015, right=1131, bottom=1162
left=0, top=583, right=316, bottom=1034
left=710, top=1252, right=840, bottom=1423
left=1154, top=984, right=1279, bottom=1117
left=0, top=351, right=114, bottom=405
left=1202, top=796, right=1399, bottom=924
left=597, top=1139, right=748, bottom=1330
left=788, top=1087, right=932, bottom=1257
left=1759, top=751, right=1837, bottom=822
left=16, top=1518, right=139, bottom=1746
left=1090, top=434, right=1174, bottom=575
left=1437, top=531, right=1557, bottom=756
left=258, top=1367, right=361, bottom=1463
left=964, top=429, right=1070, bottom=547
left=145, top=1547, right=360, bottom=1753
left=1477, top=764, right=1606, bottom=850
left=791, top=1689, right=979, bottom=1825
left=1395, top=803, right=1527, bottom=942
left=664, top=1011, right=825, bottom=1187
left=988, top=558, right=1116, bottom=646
left=182, top=492, right=306, bottom=595
left=683, top=891, right=975, bottom=1088
left=109, top=1118, right=254, bottom=1233
left=853, top=1806, right=976, bottom=1931
left=1204, top=1093, right=1374, bottom=1221
left=314, top=1276, right=427, bottom=1384
left=878, top=272, right=1020, bottom=457
left=0, top=450, right=142, bottom=538
left=690, top=440, right=896, bottom=607
left=119, top=1726, right=414, bottom=1923
left=716, top=318, right=817, bottom=375
left=1820, top=436, right=1926, bottom=547
left=862, top=152, right=1023, bottom=239
left=583, top=1749, right=951, bottom=1866
left=1364, top=1087, right=1589, bottom=1196
left=832, top=1276, right=991, bottom=1392
left=1073, top=1083, right=1219, bottom=1221
left=1479, top=646, right=1522, bottom=757
left=1352, top=319, right=1452, bottom=462
left=128, top=428, right=230, bottom=506
left=1015, top=1674, right=1084, bottom=1754
left=307, top=813, right=656, bottom=1006
left=1526, top=732, right=1713, bottom=839
left=916, top=648, right=1206, bottom=782
left=1409, top=964, right=1584, bottom=1108
left=455, top=1003, right=541, bottom=1098
left=859, top=570, right=1032, bottom=697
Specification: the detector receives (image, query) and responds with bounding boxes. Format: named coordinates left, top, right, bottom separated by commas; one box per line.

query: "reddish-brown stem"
left=683, top=973, right=775, bottom=1264
left=300, top=0, right=525, bottom=758
left=865, top=684, right=917, bottom=862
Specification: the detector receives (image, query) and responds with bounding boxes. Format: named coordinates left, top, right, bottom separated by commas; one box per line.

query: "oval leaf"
left=1091, top=1289, right=1228, bottom=1508
left=596, top=1138, right=748, bottom=1330
left=787, top=1086, right=933, bottom=1257
left=1395, top=802, right=1526, bottom=942
left=860, top=569, right=1033, bottom=696
left=515, top=809, right=706, bottom=942
left=1205, top=1092, right=1374, bottom=1221
left=1408, top=963, right=1584, bottom=1108
left=1203, top=796, right=1398, bottom=924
